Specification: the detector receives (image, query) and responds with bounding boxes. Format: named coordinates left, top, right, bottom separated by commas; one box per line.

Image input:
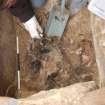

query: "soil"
left=0, top=9, right=17, bottom=97
left=0, top=0, right=98, bottom=98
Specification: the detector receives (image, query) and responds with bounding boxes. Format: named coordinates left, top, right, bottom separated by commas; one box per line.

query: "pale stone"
left=0, top=81, right=96, bottom=105
left=78, top=88, right=105, bottom=105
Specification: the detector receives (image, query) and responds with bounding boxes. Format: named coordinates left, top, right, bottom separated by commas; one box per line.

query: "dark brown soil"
left=15, top=7, right=98, bottom=97
left=0, top=9, right=17, bottom=97
left=0, top=1, right=98, bottom=98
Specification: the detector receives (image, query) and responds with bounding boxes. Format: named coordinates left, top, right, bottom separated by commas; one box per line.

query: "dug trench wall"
left=0, top=9, right=16, bottom=97
left=0, top=0, right=99, bottom=98
left=16, top=3, right=98, bottom=97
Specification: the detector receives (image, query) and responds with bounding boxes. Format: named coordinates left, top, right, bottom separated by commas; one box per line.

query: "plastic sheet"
left=66, top=0, right=88, bottom=16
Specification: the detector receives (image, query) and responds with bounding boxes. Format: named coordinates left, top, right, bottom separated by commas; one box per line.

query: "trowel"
left=45, top=0, right=70, bottom=38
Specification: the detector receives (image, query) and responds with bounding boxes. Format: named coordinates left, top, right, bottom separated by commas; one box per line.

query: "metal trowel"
left=45, top=0, right=70, bottom=38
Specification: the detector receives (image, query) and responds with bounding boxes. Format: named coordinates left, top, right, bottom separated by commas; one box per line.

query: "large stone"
left=1, top=87, right=105, bottom=105
left=0, top=97, right=17, bottom=105
left=0, top=81, right=96, bottom=105
left=78, top=88, right=105, bottom=105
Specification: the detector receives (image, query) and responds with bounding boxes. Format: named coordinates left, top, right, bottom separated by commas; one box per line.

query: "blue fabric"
left=71, top=0, right=88, bottom=15
left=30, top=0, right=47, bottom=8
left=61, top=0, right=66, bottom=16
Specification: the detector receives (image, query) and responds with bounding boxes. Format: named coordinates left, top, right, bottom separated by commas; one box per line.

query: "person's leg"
left=9, top=0, right=34, bottom=22
left=9, top=0, right=43, bottom=39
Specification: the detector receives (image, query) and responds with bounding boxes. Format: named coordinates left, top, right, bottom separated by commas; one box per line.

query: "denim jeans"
left=9, top=0, right=47, bottom=22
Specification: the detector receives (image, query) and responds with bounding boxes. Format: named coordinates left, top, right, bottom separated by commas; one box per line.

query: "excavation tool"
left=16, top=36, right=21, bottom=97
left=45, top=0, right=70, bottom=38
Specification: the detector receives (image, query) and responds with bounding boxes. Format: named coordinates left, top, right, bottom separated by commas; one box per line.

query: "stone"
left=78, top=88, right=105, bottom=105
left=0, top=81, right=96, bottom=105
